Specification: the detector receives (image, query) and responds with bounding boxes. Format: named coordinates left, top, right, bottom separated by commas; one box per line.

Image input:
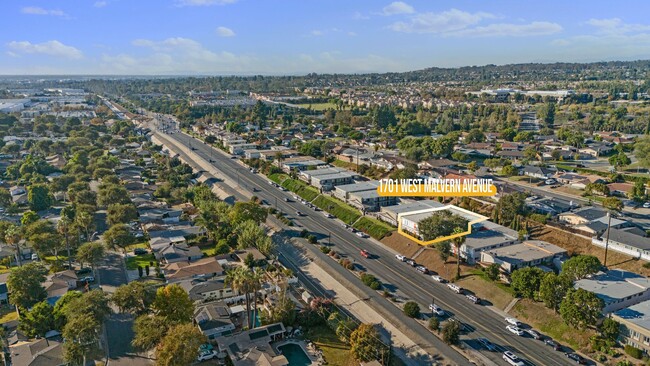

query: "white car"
left=197, top=350, right=218, bottom=361
left=505, top=317, right=521, bottom=326
left=355, top=232, right=368, bottom=238
left=395, top=254, right=406, bottom=262
left=323, top=212, right=334, bottom=219
left=644, top=202, right=650, bottom=208
left=447, top=283, right=463, bottom=294
left=526, top=329, right=541, bottom=339
left=502, top=351, right=525, bottom=366
left=431, top=275, right=445, bottom=283
left=506, top=325, right=525, bottom=336
left=428, top=304, right=445, bottom=316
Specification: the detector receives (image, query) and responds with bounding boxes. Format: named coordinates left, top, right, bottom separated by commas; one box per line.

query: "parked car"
left=197, top=350, right=218, bottom=361
left=565, top=353, right=587, bottom=364
left=544, top=339, right=562, bottom=351
left=644, top=202, right=650, bottom=208
left=466, top=294, right=480, bottom=304
left=395, top=254, right=406, bottom=262
left=526, top=329, right=541, bottom=340
left=428, top=304, right=445, bottom=316
left=447, top=283, right=463, bottom=294
left=81, top=276, right=95, bottom=283
left=477, top=338, right=496, bottom=351
left=360, top=249, right=370, bottom=258
left=505, top=317, right=521, bottom=326
left=506, top=325, right=524, bottom=336
left=31, top=253, right=39, bottom=261
left=431, top=275, right=445, bottom=283
left=406, top=259, right=417, bottom=267
left=415, top=265, right=428, bottom=274
left=134, top=248, right=148, bottom=255
left=502, top=351, right=525, bottom=366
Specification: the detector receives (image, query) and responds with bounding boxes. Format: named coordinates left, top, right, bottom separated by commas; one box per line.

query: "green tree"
left=465, top=129, right=485, bottom=143
left=502, top=165, right=518, bottom=176
left=18, top=301, right=55, bottom=337
left=28, top=184, right=52, bottom=211
left=560, top=288, right=604, bottom=329
left=403, top=301, right=420, bottom=318
left=417, top=211, right=468, bottom=241
left=152, top=284, right=194, bottom=323
left=561, top=255, right=602, bottom=281
left=510, top=267, right=544, bottom=299
left=97, top=183, right=130, bottom=207
left=7, top=262, right=47, bottom=310
left=76, top=242, right=105, bottom=271
left=349, top=324, right=387, bottom=362
left=21, top=211, right=40, bottom=226
left=442, top=320, right=461, bottom=345
left=103, top=224, right=135, bottom=252
left=493, top=192, right=527, bottom=227
left=53, top=291, right=83, bottom=328
left=538, top=273, right=572, bottom=313
left=634, top=136, right=650, bottom=172
left=106, top=203, right=138, bottom=226
left=428, top=317, right=440, bottom=332
left=132, top=315, right=169, bottom=351
left=112, top=282, right=156, bottom=315
left=62, top=313, right=100, bottom=365
left=600, top=318, right=620, bottom=343
left=602, top=196, right=624, bottom=212
left=435, top=241, right=451, bottom=263
left=155, top=323, right=207, bottom=366
left=0, top=187, right=11, bottom=207
left=451, top=227, right=466, bottom=279
left=229, top=201, right=268, bottom=225
left=485, top=263, right=501, bottom=281
left=608, top=152, right=631, bottom=171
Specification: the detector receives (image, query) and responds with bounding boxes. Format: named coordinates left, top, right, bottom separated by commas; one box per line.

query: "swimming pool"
left=278, top=343, right=311, bottom=366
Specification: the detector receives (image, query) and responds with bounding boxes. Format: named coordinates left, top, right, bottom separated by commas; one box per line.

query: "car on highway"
left=323, top=212, right=334, bottom=218
left=415, top=265, right=428, bottom=274
left=505, top=317, right=521, bottom=326
left=268, top=181, right=274, bottom=185
left=284, top=197, right=291, bottom=202
left=506, top=325, right=525, bottom=336
left=230, top=156, right=237, bottom=159
left=526, top=329, right=541, bottom=340
left=466, top=294, right=480, bottom=304
left=544, top=339, right=562, bottom=351
left=565, top=353, right=587, bottom=364
left=502, top=351, right=525, bottom=366
left=355, top=232, right=368, bottom=238
left=296, top=211, right=305, bottom=216
left=477, top=338, right=496, bottom=351
left=406, top=259, right=417, bottom=267
left=431, top=275, right=445, bottom=283
left=447, top=283, right=463, bottom=294
left=428, top=304, right=445, bottom=316
left=360, top=249, right=370, bottom=258
left=395, top=254, right=406, bottom=262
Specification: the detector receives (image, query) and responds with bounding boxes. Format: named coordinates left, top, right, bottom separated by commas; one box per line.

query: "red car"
left=360, top=249, right=370, bottom=258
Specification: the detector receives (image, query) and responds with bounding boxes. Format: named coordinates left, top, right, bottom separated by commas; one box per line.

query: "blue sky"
left=2, top=0, right=650, bottom=75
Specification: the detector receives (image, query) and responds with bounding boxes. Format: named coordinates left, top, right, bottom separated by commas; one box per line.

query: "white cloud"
left=449, top=21, right=562, bottom=37
left=7, top=40, right=83, bottom=59
left=175, top=0, right=237, bottom=6
left=216, top=26, right=235, bottom=37
left=94, top=1, right=107, bottom=7
left=389, top=9, right=495, bottom=33
left=586, top=18, right=650, bottom=35
left=352, top=12, right=369, bottom=20
left=311, top=30, right=324, bottom=36
left=382, top=1, right=414, bottom=16
left=21, top=6, right=67, bottom=17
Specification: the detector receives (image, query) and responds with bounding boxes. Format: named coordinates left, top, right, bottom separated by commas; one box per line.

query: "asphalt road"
left=153, top=126, right=579, bottom=366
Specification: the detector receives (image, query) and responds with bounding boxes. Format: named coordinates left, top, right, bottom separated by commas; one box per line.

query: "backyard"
left=125, top=253, right=157, bottom=270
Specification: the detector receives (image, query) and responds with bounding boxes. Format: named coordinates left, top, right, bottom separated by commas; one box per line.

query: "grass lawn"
left=198, top=244, right=216, bottom=257
left=295, top=102, right=339, bottom=111
left=126, top=253, right=156, bottom=270
left=313, top=195, right=361, bottom=225
left=125, top=242, right=149, bottom=252
left=457, top=271, right=515, bottom=310
left=281, top=178, right=320, bottom=201
left=511, top=299, right=595, bottom=351
left=305, top=324, right=355, bottom=366
left=268, top=173, right=289, bottom=185
left=0, top=306, right=18, bottom=324
left=353, top=217, right=395, bottom=240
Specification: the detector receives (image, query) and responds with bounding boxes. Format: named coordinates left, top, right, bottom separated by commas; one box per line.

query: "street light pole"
left=604, top=212, right=612, bottom=267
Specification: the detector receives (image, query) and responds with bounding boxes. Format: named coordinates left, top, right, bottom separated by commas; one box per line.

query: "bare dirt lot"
left=528, top=221, right=650, bottom=276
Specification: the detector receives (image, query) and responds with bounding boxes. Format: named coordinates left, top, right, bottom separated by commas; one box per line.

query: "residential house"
left=579, top=142, right=614, bottom=158
left=157, top=244, right=203, bottom=264
left=182, top=277, right=235, bottom=302
left=9, top=338, right=64, bottom=366
left=43, top=270, right=78, bottom=305
left=520, top=166, right=556, bottom=179
left=333, top=181, right=379, bottom=201
left=558, top=207, right=607, bottom=226
left=456, top=222, right=519, bottom=265
left=607, top=182, right=635, bottom=197
left=234, top=248, right=267, bottom=263
left=479, top=240, right=567, bottom=273
left=592, top=227, right=650, bottom=262
left=45, top=154, right=66, bottom=169
left=576, top=269, right=650, bottom=313
left=194, top=302, right=237, bottom=339
left=218, top=323, right=288, bottom=366
left=496, top=150, right=525, bottom=161
left=348, top=189, right=398, bottom=212
left=0, top=272, right=8, bottom=304
left=164, top=257, right=224, bottom=282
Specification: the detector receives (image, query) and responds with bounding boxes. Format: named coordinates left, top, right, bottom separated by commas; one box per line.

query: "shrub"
left=320, top=246, right=331, bottom=254
left=624, top=345, right=643, bottom=359
left=529, top=213, right=548, bottom=224
left=300, top=229, right=309, bottom=238
left=360, top=273, right=381, bottom=290
left=428, top=317, right=440, bottom=331
left=403, top=301, right=420, bottom=318
left=307, top=235, right=317, bottom=244
left=339, top=259, right=354, bottom=270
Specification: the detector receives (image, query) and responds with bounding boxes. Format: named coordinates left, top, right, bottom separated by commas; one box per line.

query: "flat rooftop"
left=576, top=269, right=650, bottom=304
left=614, top=299, right=650, bottom=331
left=301, top=167, right=350, bottom=177
left=382, top=200, right=444, bottom=216
left=483, top=240, right=566, bottom=263
left=349, top=189, right=382, bottom=199
left=335, top=181, right=380, bottom=193
left=311, top=172, right=356, bottom=181
left=464, top=229, right=517, bottom=250
left=400, top=205, right=486, bottom=224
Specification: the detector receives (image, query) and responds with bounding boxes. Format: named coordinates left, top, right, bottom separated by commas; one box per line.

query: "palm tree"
left=194, top=209, right=218, bottom=241
left=75, top=210, right=94, bottom=241
left=249, top=269, right=263, bottom=330
left=5, top=225, right=22, bottom=267
left=225, top=267, right=254, bottom=329
left=57, top=216, right=72, bottom=269
left=451, top=227, right=466, bottom=280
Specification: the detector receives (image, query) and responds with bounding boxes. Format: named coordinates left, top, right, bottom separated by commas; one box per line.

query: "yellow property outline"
left=397, top=205, right=489, bottom=246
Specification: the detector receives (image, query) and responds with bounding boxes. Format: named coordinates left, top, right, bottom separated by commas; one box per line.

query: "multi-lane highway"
left=150, top=119, right=578, bottom=366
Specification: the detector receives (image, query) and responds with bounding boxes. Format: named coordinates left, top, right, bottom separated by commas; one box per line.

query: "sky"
left=2, top=0, right=650, bottom=75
